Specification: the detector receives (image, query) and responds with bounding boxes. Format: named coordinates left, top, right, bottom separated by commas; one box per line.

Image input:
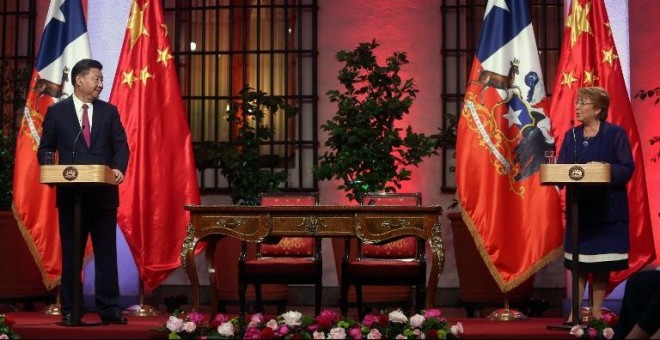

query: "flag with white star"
left=13, top=0, right=92, bottom=289
left=109, top=0, right=201, bottom=288
left=549, top=0, right=655, bottom=291
left=455, top=0, right=563, bottom=291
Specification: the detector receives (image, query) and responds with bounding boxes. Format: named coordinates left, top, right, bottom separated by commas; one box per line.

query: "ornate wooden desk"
left=182, top=204, right=445, bottom=312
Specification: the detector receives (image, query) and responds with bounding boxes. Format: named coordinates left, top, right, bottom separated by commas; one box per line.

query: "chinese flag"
left=456, top=0, right=564, bottom=291
left=109, top=0, right=201, bottom=288
left=12, top=0, right=92, bottom=289
left=549, top=0, right=655, bottom=291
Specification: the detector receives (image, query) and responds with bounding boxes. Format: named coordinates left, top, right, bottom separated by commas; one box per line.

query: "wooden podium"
left=40, top=164, right=116, bottom=185
left=540, top=163, right=611, bottom=328
left=40, top=165, right=115, bottom=326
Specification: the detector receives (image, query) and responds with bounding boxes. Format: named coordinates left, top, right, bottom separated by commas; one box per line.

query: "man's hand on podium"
left=113, top=169, right=125, bottom=184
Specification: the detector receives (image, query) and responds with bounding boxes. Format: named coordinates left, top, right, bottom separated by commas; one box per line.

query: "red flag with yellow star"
left=109, top=0, right=201, bottom=288
left=549, top=0, right=655, bottom=291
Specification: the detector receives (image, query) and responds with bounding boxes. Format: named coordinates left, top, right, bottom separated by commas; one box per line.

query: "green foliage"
left=314, top=40, right=440, bottom=201
left=0, top=59, right=30, bottom=211
left=195, top=85, right=298, bottom=205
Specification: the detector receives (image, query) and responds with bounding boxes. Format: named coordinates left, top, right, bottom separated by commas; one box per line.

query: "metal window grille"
left=163, top=0, right=319, bottom=194
left=440, top=0, right=564, bottom=191
left=0, top=0, right=35, bottom=133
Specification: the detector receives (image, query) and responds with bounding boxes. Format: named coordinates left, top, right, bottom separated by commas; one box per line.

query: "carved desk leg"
left=181, top=225, right=201, bottom=311
left=427, top=221, right=445, bottom=308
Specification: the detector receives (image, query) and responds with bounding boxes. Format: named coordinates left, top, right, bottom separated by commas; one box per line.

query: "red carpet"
left=7, top=312, right=576, bottom=339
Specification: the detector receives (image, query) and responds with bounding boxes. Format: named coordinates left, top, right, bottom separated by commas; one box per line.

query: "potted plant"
left=193, top=85, right=298, bottom=205
left=314, top=40, right=440, bottom=202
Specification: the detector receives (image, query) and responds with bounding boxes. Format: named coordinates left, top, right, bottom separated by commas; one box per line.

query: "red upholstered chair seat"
left=340, top=192, right=428, bottom=319
left=238, top=192, right=321, bottom=316
left=244, top=258, right=317, bottom=276
left=344, top=259, right=421, bottom=278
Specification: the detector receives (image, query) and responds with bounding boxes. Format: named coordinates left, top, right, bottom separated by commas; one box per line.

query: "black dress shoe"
left=100, top=314, right=128, bottom=325
left=59, top=313, right=82, bottom=326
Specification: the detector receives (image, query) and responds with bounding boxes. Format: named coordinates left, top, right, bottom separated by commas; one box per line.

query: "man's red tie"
left=82, top=104, right=91, bottom=147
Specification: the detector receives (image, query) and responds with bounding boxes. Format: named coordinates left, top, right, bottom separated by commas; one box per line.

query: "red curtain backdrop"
left=549, top=0, right=655, bottom=291
left=109, top=0, right=201, bottom=289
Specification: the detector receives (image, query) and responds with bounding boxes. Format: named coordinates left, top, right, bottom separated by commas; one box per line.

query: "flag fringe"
left=459, top=204, right=563, bottom=292
left=12, top=201, right=60, bottom=291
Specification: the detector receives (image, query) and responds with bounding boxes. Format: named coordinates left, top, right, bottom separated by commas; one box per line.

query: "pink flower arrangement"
left=158, top=308, right=463, bottom=339
left=569, top=317, right=616, bottom=339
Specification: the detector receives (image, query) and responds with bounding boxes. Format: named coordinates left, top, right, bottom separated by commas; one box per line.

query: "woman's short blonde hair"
left=578, top=86, right=609, bottom=121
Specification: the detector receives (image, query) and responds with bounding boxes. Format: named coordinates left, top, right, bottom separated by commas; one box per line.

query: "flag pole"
left=124, top=279, right=159, bottom=316
left=486, top=293, right=528, bottom=321
left=42, top=286, right=61, bottom=315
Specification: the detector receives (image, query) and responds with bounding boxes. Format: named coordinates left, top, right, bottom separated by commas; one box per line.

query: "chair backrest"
left=359, top=192, right=422, bottom=259
left=258, top=192, right=319, bottom=257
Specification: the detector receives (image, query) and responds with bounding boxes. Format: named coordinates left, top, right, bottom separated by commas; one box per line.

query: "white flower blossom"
left=166, top=316, right=184, bottom=333
left=182, top=321, right=197, bottom=333
left=327, top=327, right=346, bottom=339
left=313, top=330, right=327, bottom=339
left=450, top=321, right=464, bottom=335
left=569, top=325, right=584, bottom=337
left=603, top=327, right=615, bottom=339
left=395, top=335, right=407, bottom=339
left=281, top=311, right=303, bottom=326
left=410, top=314, right=425, bottom=328
left=217, top=321, right=235, bottom=337
left=266, top=319, right=279, bottom=330
left=388, top=309, right=408, bottom=323
left=367, top=328, right=382, bottom=339
left=0, top=334, right=9, bottom=339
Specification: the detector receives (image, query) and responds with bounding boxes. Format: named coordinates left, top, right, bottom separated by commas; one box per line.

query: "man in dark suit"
left=38, top=59, right=130, bottom=325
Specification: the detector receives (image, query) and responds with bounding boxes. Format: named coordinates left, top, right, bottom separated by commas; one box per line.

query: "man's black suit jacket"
left=37, top=96, right=130, bottom=210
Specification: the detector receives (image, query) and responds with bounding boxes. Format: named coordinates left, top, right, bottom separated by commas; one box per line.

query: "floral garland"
left=159, top=308, right=463, bottom=339
left=0, top=314, right=19, bottom=340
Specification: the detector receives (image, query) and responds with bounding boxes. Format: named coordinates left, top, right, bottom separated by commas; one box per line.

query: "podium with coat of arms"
left=40, top=164, right=116, bottom=326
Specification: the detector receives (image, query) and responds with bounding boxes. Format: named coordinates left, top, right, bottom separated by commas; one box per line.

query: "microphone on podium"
left=72, top=123, right=84, bottom=165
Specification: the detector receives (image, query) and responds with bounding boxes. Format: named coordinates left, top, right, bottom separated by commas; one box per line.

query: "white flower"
left=182, top=321, right=197, bottom=333
left=0, top=334, right=9, bottom=339
left=410, top=314, right=425, bottom=328
left=395, top=335, right=407, bottom=339
left=570, top=325, right=584, bottom=337
left=367, top=328, right=382, bottom=339
left=166, top=316, right=184, bottom=333
left=388, top=309, right=408, bottom=323
left=603, top=327, right=615, bottom=339
left=217, top=321, right=235, bottom=337
left=281, top=311, right=303, bottom=326
left=266, top=319, right=279, bottom=330
left=327, top=327, right=346, bottom=339
left=450, top=321, right=464, bottom=335
left=313, top=330, right=327, bottom=339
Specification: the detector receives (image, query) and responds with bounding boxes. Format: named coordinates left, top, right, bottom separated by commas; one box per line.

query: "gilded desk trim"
left=181, top=205, right=444, bottom=312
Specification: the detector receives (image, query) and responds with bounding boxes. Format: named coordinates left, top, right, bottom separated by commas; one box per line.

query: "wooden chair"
left=340, top=192, right=426, bottom=319
left=238, top=192, right=321, bottom=316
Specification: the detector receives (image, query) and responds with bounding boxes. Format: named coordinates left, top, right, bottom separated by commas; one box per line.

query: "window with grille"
left=163, top=0, right=319, bottom=194
left=440, top=0, right=564, bottom=191
left=0, top=0, right=35, bottom=133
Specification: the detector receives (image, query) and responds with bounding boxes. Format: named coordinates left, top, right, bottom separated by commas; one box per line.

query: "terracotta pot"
left=447, top=211, right=534, bottom=316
